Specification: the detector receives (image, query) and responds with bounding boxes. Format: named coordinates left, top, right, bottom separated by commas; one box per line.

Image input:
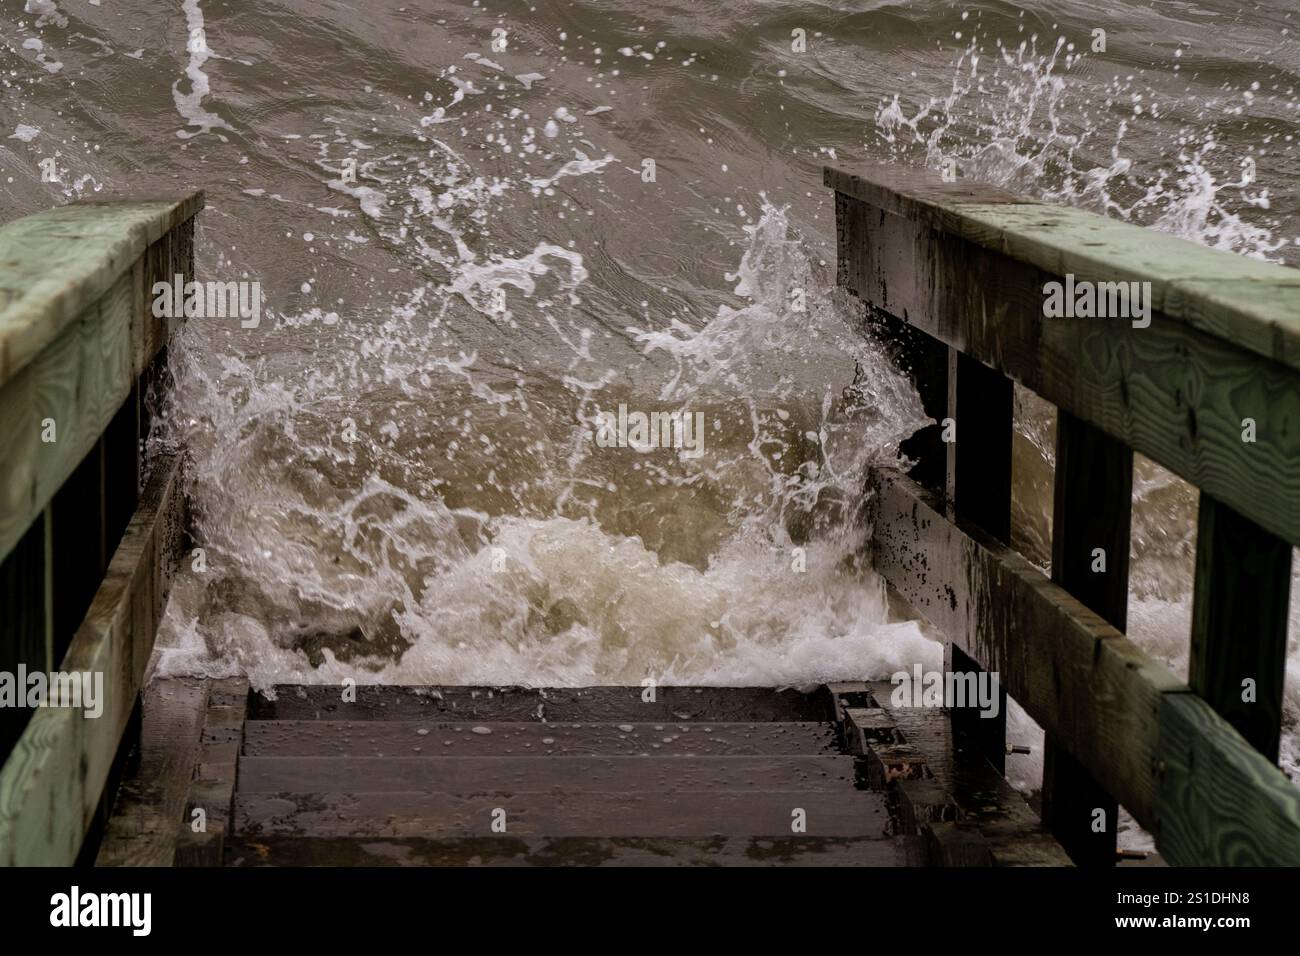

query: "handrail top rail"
left=825, top=165, right=1300, bottom=374
left=0, top=191, right=204, bottom=389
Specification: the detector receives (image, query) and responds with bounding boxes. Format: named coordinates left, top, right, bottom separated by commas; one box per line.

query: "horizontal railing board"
left=0, top=454, right=185, bottom=866
left=824, top=165, right=1025, bottom=227
left=827, top=165, right=1300, bottom=370
left=834, top=184, right=1300, bottom=547
left=867, top=467, right=1300, bottom=866
left=1156, top=691, right=1300, bottom=866
left=0, top=212, right=195, bottom=566
left=0, top=193, right=203, bottom=387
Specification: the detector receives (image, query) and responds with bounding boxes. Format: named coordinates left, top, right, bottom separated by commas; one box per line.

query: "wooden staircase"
left=218, top=684, right=917, bottom=866
left=82, top=680, right=1080, bottom=867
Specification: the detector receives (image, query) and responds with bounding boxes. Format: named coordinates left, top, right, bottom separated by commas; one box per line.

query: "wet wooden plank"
left=946, top=351, right=1013, bottom=774
left=225, top=834, right=922, bottom=867
left=868, top=466, right=1176, bottom=825
left=0, top=454, right=186, bottom=865
left=829, top=171, right=1300, bottom=548
left=235, top=789, right=891, bottom=839
left=250, top=685, right=832, bottom=723
left=836, top=191, right=949, bottom=493
left=1042, top=410, right=1132, bottom=866
left=174, top=678, right=249, bottom=867
left=824, top=165, right=1024, bottom=231
left=242, top=720, right=841, bottom=757
left=866, top=467, right=1300, bottom=865
left=865, top=682, right=1069, bottom=867
left=95, top=678, right=208, bottom=867
left=238, top=755, right=862, bottom=794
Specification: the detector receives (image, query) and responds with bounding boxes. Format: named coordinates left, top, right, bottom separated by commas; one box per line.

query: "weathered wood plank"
left=829, top=170, right=1300, bottom=547
left=174, top=677, right=248, bottom=867
left=0, top=194, right=203, bottom=386
left=1189, top=494, right=1293, bottom=761
left=828, top=166, right=1300, bottom=368
left=836, top=191, right=949, bottom=493
left=861, top=681, right=1067, bottom=866
left=225, top=834, right=923, bottom=867
left=946, top=351, right=1012, bottom=774
left=866, top=467, right=1300, bottom=865
left=234, top=789, right=891, bottom=839
left=1042, top=410, right=1132, bottom=865
left=95, top=678, right=208, bottom=867
left=0, top=454, right=185, bottom=866
left=0, top=515, right=47, bottom=760
left=250, top=685, right=832, bottom=723
left=242, top=720, right=841, bottom=757
left=238, top=755, right=863, bottom=794
left=1154, top=691, right=1300, bottom=866
left=0, top=206, right=197, bottom=566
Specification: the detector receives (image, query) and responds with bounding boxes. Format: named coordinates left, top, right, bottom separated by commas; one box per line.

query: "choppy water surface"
left=3, top=1, right=1299, bottom=799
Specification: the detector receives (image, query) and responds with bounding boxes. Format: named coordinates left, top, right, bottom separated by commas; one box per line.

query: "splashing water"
left=2, top=3, right=1297, bottom=797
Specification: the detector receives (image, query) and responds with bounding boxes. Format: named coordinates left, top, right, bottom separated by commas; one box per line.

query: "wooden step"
left=242, top=721, right=841, bottom=757
left=237, top=755, right=863, bottom=793
left=225, top=834, right=923, bottom=867
left=234, top=789, right=891, bottom=838
left=249, top=685, right=831, bottom=723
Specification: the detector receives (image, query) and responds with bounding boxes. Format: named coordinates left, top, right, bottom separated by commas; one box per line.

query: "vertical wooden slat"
left=42, top=507, right=53, bottom=671
left=104, top=381, right=140, bottom=550
left=1043, top=409, right=1133, bottom=866
left=835, top=190, right=949, bottom=495
left=945, top=351, right=1012, bottom=774
left=0, top=517, right=48, bottom=762
left=1189, top=494, right=1293, bottom=761
left=50, top=439, right=108, bottom=664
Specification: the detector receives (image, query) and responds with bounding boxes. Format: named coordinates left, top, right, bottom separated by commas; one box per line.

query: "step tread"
left=250, top=686, right=830, bottom=723
left=234, top=789, right=890, bottom=838
left=225, top=834, right=922, bottom=867
left=242, top=720, right=841, bottom=757
left=236, top=755, right=863, bottom=793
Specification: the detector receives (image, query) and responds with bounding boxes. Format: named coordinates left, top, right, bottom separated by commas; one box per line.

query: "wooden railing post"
left=1043, top=409, right=1132, bottom=866
left=946, top=351, right=1012, bottom=774
left=0, top=193, right=201, bottom=865
left=831, top=163, right=1300, bottom=866
left=1190, top=496, right=1293, bottom=761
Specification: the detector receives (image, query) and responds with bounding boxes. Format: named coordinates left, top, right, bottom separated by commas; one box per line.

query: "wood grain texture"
left=0, top=217, right=196, bottom=566
left=1154, top=691, right=1300, bottom=866
left=95, top=678, right=208, bottom=867
left=866, top=467, right=1300, bottom=865
left=831, top=182, right=1300, bottom=547
left=0, top=194, right=203, bottom=387
left=827, top=165, right=1300, bottom=368
left=0, top=454, right=185, bottom=865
